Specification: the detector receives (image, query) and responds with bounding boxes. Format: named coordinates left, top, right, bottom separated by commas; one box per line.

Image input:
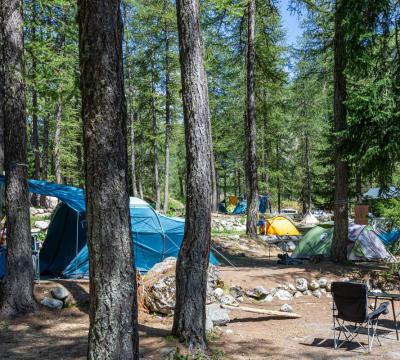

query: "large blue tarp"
left=0, top=176, right=218, bottom=278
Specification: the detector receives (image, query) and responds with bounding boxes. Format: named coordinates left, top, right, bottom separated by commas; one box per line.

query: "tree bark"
left=0, top=5, right=4, bottom=220
left=331, top=0, right=348, bottom=263
left=245, top=0, right=258, bottom=238
left=39, top=115, right=49, bottom=206
left=163, top=22, right=171, bottom=213
left=123, top=0, right=138, bottom=198
left=0, top=0, right=37, bottom=317
left=276, top=141, right=281, bottom=213
left=78, top=0, right=139, bottom=358
left=172, top=0, right=213, bottom=351
left=355, top=163, right=362, bottom=204
left=303, top=133, right=311, bottom=214
left=210, top=152, right=218, bottom=212
left=53, top=99, right=62, bottom=184
left=137, top=136, right=144, bottom=199
left=151, top=67, right=161, bottom=210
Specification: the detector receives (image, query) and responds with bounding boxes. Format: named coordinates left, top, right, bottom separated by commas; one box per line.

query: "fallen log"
left=222, top=304, right=301, bottom=318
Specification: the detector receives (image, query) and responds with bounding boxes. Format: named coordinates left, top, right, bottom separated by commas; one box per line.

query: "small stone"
left=229, top=285, right=245, bottom=298
left=35, top=220, right=50, bottom=230
left=295, top=278, right=308, bottom=292
left=51, top=286, right=71, bottom=301
left=41, top=297, right=63, bottom=309
left=219, top=295, right=239, bottom=307
left=214, top=288, right=224, bottom=298
left=228, top=235, right=240, bottom=241
left=274, top=289, right=292, bottom=301
left=326, top=282, right=332, bottom=292
left=302, top=290, right=311, bottom=296
left=293, top=291, right=303, bottom=298
left=308, top=280, right=320, bottom=291
left=280, top=304, right=293, bottom=313
left=261, top=294, right=274, bottom=302
left=312, top=290, right=322, bottom=298
left=288, top=284, right=297, bottom=294
left=318, top=278, right=328, bottom=288
left=326, top=293, right=332, bottom=298
left=246, top=286, right=269, bottom=300
left=320, top=288, right=327, bottom=294
left=225, top=329, right=234, bottom=334
left=341, top=277, right=350, bottom=282
left=370, top=289, right=382, bottom=294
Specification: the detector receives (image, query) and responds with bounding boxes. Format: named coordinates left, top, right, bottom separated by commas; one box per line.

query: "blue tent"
left=0, top=176, right=219, bottom=278
left=232, top=196, right=270, bottom=215
left=376, top=228, right=400, bottom=246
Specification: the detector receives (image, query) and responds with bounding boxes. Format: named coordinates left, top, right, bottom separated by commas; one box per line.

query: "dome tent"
left=266, top=216, right=301, bottom=236
left=0, top=176, right=219, bottom=279
left=292, top=222, right=393, bottom=261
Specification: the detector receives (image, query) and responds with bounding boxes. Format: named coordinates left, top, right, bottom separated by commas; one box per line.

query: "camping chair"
left=331, top=282, right=389, bottom=352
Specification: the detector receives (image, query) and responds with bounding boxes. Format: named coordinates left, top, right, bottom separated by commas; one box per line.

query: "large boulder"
left=144, top=258, right=220, bottom=315
left=274, top=289, right=292, bottom=301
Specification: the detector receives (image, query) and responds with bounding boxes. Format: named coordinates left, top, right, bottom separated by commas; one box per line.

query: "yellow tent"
left=266, top=216, right=300, bottom=236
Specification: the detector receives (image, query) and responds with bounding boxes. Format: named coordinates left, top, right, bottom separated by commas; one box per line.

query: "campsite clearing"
left=1, top=235, right=400, bottom=360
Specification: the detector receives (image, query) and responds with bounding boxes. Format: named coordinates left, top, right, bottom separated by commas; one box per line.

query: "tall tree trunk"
left=78, top=0, right=138, bottom=358
left=163, top=23, right=171, bottom=213
left=30, top=0, right=40, bottom=206
left=0, top=0, right=37, bottom=317
left=331, top=0, right=348, bottom=263
left=123, top=0, right=138, bottom=197
left=0, top=7, right=4, bottom=220
left=355, top=163, right=362, bottom=204
left=151, top=68, right=161, bottom=210
left=39, top=115, right=49, bottom=206
left=53, top=99, right=62, bottom=184
left=138, top=138, right=144, bottom=199
left=303, top=133, right=311, bottom=214
left=261, top=89, right=268, bottom=193
left=210, top=152, right=218, bottom=212
left=276, top=141, right=281, bottom=213
left=172, top=0, right=213, bottom=350
left=245, top=0, right=258, bottom=238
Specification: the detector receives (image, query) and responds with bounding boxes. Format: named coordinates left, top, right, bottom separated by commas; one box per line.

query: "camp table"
left=368, top=291, right=400, bottom=340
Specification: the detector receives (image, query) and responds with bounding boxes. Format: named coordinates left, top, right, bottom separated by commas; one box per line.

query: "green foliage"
left=376, top=199, right=400, bottom=228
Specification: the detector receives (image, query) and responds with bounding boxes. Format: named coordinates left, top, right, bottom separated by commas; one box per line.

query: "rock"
left=312, top=290, right=322, bottom=298
left=326, top=282, right=332, bottom=292
left=326, top=293, right=332, bottom=298
left=318, top=278, right=328, bottom=288
left=219, top=295, right=239, bottom=307
left=246, top=286, right=269, bottom=300
left=320, top=288, right=327, bottom=294
left=144, top=258, right=220, bottom=314
left=293, top=291, right=303, bottom=298
left=145, top=275, right=176, bottom=314
left=228, top=235, right=240, bottom=241
left=34, top=220, right=50, bottom=230
left=225, top=329, right=234, bottom=335
left=302, top=290, right=311, bottom=296
left=295, top=278, right=308, bottom=292
left=51, top=286, right=71, bottom=301
left=308, top=280, right=320, bottom=291
left=206, top=303, right=230, bottom=326
left=229, top=285, right=245, bottom=298
left=287, top=284, right=297, bottom=294
left=41, top=297, right=63, bottom=309
left=274, top=289, right=292, bottom=301
left=261, top=294, right=274, bottom=302
left=214, top=288, right=224, bottom=298
left=280, top=304, right=293, bottom=313
left=341, top=277, right=350, bottom=282
left=206, top=315, right=214, bottom=331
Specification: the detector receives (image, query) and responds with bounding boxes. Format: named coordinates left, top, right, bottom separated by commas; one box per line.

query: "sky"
left=278, top=0, right=303, bottom=48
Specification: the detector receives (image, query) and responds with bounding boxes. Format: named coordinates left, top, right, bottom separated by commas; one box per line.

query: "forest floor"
left=1, top=236, right=400, bottom=360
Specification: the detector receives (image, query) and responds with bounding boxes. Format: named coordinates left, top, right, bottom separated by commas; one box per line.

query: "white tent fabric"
left=303, top=211, right=319, bottom=225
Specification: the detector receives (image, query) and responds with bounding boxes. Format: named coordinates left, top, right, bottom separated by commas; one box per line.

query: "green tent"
left=292, top=223, right=334, bottom=259
left=292, top=222, right=392, bottom=261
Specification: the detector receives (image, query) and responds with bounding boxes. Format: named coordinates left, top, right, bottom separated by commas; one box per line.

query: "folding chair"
left=331, top=281, right=389, bottom=352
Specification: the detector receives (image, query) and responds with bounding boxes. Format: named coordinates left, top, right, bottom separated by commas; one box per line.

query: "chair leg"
left=368, top=320, right=371, bottom=353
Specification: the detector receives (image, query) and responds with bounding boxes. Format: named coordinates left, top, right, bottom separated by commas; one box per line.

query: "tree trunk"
left=123, top=0, right=138, bottom=198
left=163, top=23, right=171, bottom=213
left=0, top=7, right=4, bottom=220
left=303, top=133, right=311, bottom=214
left=355, top=163, right=362, bottom=204
left=172, top=0, right=213, bottom=350
left=30, top=1, right=40, bottom=206
left=245, top=0, right=258, bottom=238
left=0, top=0, right=37, bottom=317
left=151, top=68, right=161, bottom=210
left=53, top=99, right=62, bottom=184
left=138, top=139, right=144, bottom=199
left=276, top=142, right=281, bottom=213
left=210, top=153, right=218, bottom=212
left=39, top=115, right=49, bottom=206
left=78, top=0, right=139, bottom=358
left=331, top=0, right=348, bottom=263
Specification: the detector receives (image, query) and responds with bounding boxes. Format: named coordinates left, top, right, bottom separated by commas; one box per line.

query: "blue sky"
left=278, top=0, right=302, bottom=47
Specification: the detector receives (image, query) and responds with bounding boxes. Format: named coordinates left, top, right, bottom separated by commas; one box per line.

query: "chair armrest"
left=368, top=301, right=389, bottom=320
